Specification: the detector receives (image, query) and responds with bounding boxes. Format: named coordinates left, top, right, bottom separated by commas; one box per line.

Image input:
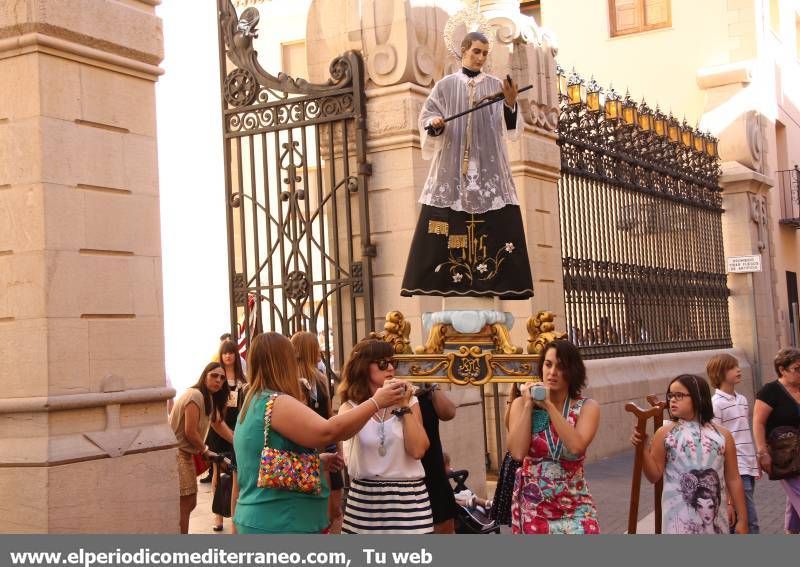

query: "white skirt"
left=342, top=478, right=434, bottom=534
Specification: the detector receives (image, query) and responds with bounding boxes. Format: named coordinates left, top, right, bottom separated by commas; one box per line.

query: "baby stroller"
left=447, top=469, right=500, bottom=534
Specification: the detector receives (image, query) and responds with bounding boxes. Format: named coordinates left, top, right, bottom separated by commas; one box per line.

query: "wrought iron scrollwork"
left=217, top=0, right=375, bottom=368
left=219, top=0, right=354, bottom=98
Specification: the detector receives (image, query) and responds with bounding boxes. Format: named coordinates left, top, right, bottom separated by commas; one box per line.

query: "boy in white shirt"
left=707, top=353, right=760, bottom=533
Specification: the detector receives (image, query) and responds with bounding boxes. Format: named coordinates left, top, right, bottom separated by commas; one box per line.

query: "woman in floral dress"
left=631, top=374, right=748, bottom=534
left=507, top=340, right=600, bottom=534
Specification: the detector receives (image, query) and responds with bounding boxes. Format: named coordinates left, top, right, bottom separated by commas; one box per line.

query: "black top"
left=418, top=388, right=458, bottom=523
left=756, top=379, right=800, bottom=436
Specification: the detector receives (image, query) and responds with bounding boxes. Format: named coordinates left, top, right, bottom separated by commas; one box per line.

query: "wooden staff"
left=646, top=394, right=667, bottom=534
left=625, top=401, right=665, bottom=534
left=424, top=76, right=534, bottom=135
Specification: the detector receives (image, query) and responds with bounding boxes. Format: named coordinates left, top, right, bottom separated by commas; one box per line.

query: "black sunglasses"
left=374, top=358, right=396, bottom=371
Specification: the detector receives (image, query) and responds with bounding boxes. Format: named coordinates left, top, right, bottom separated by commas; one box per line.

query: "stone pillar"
left=719, top=163, right=779, bottom=389
left=0, top=1, right=177, bottom=532
left=307, top=0, right=562, bottom=482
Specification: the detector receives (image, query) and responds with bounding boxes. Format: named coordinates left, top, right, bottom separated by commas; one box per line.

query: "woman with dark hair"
left=233, top=333, right=405, bottom=534
left=168, top=362, right=233, bottom=533
left=291, top=331, right=345, bottom=533
left=752, top=348, right=800, bottom=533
left=338, top=338, right=433, bottom=534
left=208, top=340, right=247, bottom=531
left=631, top=374, right=747, bottom=534
left=507, top=340, right=600, bottom=534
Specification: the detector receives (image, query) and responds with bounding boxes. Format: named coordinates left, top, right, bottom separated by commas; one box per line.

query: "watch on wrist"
left=391, top=406, right=412, bottom=418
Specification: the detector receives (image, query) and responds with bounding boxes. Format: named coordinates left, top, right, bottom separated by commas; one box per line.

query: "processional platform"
left=373, top=310, right=567, bottom=385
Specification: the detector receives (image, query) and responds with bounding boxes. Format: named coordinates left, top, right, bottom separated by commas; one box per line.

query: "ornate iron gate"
left=217, top=0, right=375, bottom=368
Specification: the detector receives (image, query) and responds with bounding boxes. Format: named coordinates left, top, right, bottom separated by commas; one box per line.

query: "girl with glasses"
left=630, top=374, right=748, bottom=534
left=752, top=348, right=800, bottom=533
left=338, top=338, right=433, bottom=534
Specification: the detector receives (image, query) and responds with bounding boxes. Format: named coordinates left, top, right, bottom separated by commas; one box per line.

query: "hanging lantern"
left=705, top=135, right=718, bottom=157
left=667, top=113, right=680, bottom=144
left=653, top=106, right=667, bottom=137
left=638, top=100, right=652, bottom=132
left=556, top=64, right=567, bottom=98
left=567, top=68, right=584, bottom=106
left=622, top=90, right=638, bottom=126
left=605, top=87, right=622, bottom=120
left=586, top=77, right=602, bottom=112
left=680, top=118, right=694, bottom=148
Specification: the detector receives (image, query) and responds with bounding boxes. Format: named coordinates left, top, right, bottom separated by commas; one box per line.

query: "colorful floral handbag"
left=257, top=393, right=321, bottom=494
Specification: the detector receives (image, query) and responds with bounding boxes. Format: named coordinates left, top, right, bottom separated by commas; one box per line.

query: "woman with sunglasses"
left=169, top=362, right=234, bottom=533
left=630, top=374, right=747, bottom=534
left=338, top=338, right=433, bottom=533
left=752, top=348, right=800, bottom=533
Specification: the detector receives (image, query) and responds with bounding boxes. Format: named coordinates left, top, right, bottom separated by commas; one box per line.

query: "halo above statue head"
left=444, top=2, right=495, bottom=61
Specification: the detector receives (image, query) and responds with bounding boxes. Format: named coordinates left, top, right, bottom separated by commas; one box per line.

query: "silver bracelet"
left=368, top=397, right=380, bottom=412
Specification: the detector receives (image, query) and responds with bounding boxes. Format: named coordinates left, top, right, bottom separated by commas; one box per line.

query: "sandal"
left=212, top=525, right=223, bottom=532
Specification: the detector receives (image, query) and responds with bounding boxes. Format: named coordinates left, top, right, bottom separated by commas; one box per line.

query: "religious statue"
left=400, top=30, right=534, bottom=300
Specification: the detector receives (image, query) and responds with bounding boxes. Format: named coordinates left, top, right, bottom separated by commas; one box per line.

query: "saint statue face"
left=461, top=40, right=489, bottom=72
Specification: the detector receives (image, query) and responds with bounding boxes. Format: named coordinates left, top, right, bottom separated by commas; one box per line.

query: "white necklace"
left=376, top=408, right=388, bottom=457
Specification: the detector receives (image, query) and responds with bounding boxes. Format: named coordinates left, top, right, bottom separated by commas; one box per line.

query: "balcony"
left=778, top=166, right=800, bottom=228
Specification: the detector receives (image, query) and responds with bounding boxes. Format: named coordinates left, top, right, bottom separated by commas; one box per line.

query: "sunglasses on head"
left=374, top=358, right=396, bottom=371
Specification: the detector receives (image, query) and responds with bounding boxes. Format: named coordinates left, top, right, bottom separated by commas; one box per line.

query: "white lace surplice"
left=419, top=72, right=520, bottom=214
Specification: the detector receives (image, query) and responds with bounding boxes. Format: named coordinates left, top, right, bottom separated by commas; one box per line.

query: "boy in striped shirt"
left=707, top=353, right=760, bottom=533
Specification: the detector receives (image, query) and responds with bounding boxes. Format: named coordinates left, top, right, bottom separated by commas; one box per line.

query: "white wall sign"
left=726, top=255, right=762, bottom=273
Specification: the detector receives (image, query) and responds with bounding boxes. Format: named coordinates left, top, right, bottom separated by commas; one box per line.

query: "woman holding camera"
left=338, top=338, right=433, bottom=534
left=507, top=340, right=600, bottom=534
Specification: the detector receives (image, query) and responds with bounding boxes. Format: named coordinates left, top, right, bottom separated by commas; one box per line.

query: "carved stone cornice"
left=0, top=28, right=163, bottom=80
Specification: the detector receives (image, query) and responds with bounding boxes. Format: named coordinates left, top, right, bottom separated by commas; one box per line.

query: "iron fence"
left=556, top=70, right=732, bottom=359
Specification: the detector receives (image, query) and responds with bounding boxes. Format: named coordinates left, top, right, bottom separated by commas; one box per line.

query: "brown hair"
left=539, top=340, right=587, bottom=400
left=239, top=332, right=303, bottom=421
left=705, top=353, right=739, bottom=389
left=774, top=347, right=800, bottom=377
left=291, top=331, right=326, bottom=392
left=461, top=31, right=489, bottom=53
left=338, top=338, right=393, bottom=405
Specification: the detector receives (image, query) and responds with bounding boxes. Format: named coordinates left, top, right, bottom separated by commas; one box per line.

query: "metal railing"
left=556, top=69, right=732, bottom=359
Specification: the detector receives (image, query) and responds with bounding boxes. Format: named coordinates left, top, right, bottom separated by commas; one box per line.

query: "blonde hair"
left=240, top=332, right=303, bottom=421
left=291, top=331, right=326, bottom=390
left=705, top=353, right=739, bottom=389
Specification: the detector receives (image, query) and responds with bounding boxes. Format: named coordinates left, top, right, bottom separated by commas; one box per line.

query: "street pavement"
left=189, top=449, right=790, bottom=534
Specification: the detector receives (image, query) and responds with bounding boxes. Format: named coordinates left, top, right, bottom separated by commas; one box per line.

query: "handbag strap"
left=263, top=392, right=279, bottom=449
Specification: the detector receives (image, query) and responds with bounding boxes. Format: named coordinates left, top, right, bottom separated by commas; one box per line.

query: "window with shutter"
left=609, top=0, right=671, bottom=37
